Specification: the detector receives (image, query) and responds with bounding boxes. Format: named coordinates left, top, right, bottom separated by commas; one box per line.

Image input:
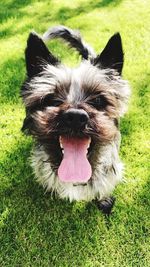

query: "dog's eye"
left=42, top=94, right=62, bottom=107
left=89, top=95, right=108, bottom=110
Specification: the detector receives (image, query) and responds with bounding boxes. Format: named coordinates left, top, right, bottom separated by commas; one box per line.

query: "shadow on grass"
left=94, top=0, right=122, bottom=7
left=0, top=0, right=35, bottom=23
left=0, top=0, right=46, bottom=39
left=52, top=0, right=122, bottom=24
left=0, top=1, right=149, bottom=265
left=0, top=0, right=122, bottom=40
left=0, top=139, right=100, bottom=265
left=0, top=136, right=149, bottom=265
left=0, top=57, right=25, bottom=103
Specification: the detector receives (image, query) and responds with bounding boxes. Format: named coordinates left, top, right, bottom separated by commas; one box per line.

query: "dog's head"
left=21, top=27, right=130, bottom=183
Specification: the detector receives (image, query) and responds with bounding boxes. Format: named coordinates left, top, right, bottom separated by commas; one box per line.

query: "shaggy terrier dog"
left=21, top=26, right=130, bottom=214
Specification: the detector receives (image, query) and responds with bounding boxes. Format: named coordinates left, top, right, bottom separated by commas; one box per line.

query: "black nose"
left=62, top=108, right=89, bottom=129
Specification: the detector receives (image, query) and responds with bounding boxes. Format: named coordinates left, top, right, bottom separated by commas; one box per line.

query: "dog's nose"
left=62, top=108, right=89, bottom=129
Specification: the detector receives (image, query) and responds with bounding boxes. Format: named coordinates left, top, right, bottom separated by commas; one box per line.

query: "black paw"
left=95, top=196, right=116, bottom=216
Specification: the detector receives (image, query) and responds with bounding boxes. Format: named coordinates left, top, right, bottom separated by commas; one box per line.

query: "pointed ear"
left=25, top=32, right=59, bottom=77
left=93, top=33, right=124, bottom=75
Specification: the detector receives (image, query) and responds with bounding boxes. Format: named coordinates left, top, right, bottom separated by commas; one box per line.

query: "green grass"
left=0, top=0, right=150, bottom=266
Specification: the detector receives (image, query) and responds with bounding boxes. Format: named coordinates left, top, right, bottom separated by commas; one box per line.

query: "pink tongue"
left=58, top=137, right=92, bottom=183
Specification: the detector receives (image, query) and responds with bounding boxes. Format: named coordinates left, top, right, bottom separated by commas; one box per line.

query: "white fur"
left=23, top=61, right=130, bottom=115
left=31, top=137, right=123, bottom=202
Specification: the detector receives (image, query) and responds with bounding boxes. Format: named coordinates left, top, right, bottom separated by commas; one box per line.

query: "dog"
left=21, top=25, right=130, bottom=214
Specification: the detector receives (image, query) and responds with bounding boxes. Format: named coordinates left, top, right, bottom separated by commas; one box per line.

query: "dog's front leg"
left=94, top=196, right=116, bottom=215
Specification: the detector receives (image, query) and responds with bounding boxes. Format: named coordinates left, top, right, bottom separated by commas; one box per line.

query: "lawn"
left=0, top=0, right=150, bottom=266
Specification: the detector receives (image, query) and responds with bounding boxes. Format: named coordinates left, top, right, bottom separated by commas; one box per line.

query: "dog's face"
left=21, top=32, right=130, bottom=183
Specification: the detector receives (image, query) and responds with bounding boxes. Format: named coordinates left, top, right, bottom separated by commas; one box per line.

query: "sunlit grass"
left=0, top=0, right=150, bottom=266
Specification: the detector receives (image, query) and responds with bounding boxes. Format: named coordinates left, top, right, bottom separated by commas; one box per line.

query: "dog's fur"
left=21, top=25, right=130, bottom=210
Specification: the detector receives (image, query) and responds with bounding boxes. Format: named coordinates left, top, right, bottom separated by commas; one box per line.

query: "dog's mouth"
left=57, top=136, right=92, bottom=183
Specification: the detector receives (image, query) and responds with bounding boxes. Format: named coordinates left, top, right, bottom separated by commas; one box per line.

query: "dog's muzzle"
left=62, top=108, right=89, bottom=130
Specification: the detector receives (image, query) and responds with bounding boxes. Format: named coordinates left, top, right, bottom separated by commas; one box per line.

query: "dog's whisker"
left=21, top=25, right=130, bottom=210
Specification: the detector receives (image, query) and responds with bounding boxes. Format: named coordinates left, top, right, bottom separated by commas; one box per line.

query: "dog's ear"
left=93, top=33, right=124, bottom=75
left=25, top=32, right=59, bottom=77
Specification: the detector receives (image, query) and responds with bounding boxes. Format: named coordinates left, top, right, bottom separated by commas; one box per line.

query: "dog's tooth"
left=60, top=143, right=63, bottom=148
left=87, top=137, right=91, bottom=148
left=59, top=136, right=64, bottom=148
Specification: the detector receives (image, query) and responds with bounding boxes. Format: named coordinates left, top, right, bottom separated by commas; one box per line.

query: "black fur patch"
left=43, top=25, right=92, bottom=59
left=95, top=196, right=116, bottom=215
left=25, top=32, right=59, bottom=77
left=93, top=33, right=124, bottom=75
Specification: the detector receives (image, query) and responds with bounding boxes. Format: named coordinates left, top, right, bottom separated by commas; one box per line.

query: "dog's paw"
left=95, top=196, right=116, bottom=216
